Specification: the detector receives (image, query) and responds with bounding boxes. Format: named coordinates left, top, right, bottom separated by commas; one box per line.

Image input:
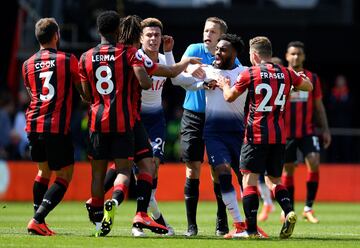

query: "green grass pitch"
left=0, top=201, right=359, bottom=247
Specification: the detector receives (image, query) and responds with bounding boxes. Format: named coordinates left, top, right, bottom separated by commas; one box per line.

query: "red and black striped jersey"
left=22, top=48, right=80, bottom=134
left=79, top=43, right=152, bottom=133
left=285, top=69, right=322, bottom=138
left=234, top=63, right=302, bottom=144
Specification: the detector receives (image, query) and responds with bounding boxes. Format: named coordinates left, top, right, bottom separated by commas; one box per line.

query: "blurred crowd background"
left=0, top=0, right=359, bottom=163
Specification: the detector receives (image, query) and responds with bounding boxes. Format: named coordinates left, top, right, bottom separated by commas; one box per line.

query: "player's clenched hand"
left=322, top=129, right=331, bottom=149
left=215, top=75, right=230, bottom=90
left=162, top=35, right=174, bottom=52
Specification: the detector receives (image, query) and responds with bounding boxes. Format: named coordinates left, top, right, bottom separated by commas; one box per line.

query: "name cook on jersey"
left=35, top=60, right=55, bottom=69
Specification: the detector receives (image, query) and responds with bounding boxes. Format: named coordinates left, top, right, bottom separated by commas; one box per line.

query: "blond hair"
left=249, top=36, right=272, bottom=58
left=205, top=17, right=228, bottom=34
left=141, top=17, right=163, bottom=33
left=35, top=18, right=59, bottom=44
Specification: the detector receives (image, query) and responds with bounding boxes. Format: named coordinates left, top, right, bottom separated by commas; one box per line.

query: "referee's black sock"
left=184, top=178, right=199, bottom=226
left=34, top=178, right=68, bottom=223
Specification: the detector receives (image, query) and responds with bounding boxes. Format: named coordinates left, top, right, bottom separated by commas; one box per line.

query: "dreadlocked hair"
left=119, top=15, right=142, bottom=45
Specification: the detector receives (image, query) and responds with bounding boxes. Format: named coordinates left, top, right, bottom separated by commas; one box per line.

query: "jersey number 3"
left=39, top=71, right=55, bottom=101
left=255, top=83, right=286, bottom=112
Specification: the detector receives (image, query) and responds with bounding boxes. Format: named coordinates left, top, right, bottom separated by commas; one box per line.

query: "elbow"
left=141, top=83, right=151, bottom=90
left=224, top=94, right=235, bottom=102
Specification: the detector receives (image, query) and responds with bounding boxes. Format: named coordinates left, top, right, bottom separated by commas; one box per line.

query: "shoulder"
left=183, top=43, right=205, bottom=56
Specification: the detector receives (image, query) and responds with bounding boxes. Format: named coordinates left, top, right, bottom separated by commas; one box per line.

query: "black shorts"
left=180, top=109, right=205, bottom=162
left=240, top=143, right=285, bottom=178
left=28, top=132, right=74, bottom=171
left=285, top=135, right=321, bottom=163
left=134, top=120, right=153, bottom=163
left=88, top=131, right=134, bottom=160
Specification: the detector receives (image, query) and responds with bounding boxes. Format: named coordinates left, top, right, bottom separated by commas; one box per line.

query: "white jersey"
left=203, top=65, right=248, bottom=135
left=141, top=53, right=167, bottom=113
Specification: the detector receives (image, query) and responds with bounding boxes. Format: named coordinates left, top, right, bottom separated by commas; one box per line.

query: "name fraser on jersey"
left=260, top=72, right=285, bottom=79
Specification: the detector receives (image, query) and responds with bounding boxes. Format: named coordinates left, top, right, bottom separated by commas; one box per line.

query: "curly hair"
left=96, top=10, right=120, bottom=36
left=219, top=33, right=245, bottom=55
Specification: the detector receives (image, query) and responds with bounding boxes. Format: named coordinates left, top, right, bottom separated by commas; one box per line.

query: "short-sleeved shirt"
left=182, top=43, right=241, bottom=113
left=22, top=48, right=80, bottom=134
left=285, top=69, right=322, bottom=139
left=234, top=63, right=303, bottom=144
left=79, top=43, right=155, bottom=133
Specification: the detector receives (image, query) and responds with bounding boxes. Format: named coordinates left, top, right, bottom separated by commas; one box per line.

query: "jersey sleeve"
left=234, top=69, right=251, bottom=94
left=22, top=61, right=28, bottom=87
left=70, top=54, right=80, bottom=84
left=288, top=69, right=303, bottom=87
left=128, top=47, right=158, bottom=75
left=313, top=74, right=323, bottom=100
left=78, top=52, right=88, bottom=83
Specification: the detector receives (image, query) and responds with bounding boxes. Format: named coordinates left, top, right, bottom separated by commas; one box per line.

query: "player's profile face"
left=214, top=40, right=234, bottom=69
left=141, top=26, right=162, bottom=53
left=286, top=46, right=305, bottom=68
left=203, top=21, right=222, bottom=49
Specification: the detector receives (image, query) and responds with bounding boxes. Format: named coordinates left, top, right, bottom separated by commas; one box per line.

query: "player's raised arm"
left=153, top=57, right=202, bottom=78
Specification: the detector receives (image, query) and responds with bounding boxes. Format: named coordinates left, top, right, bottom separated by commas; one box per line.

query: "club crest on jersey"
left=136, top=49, right=153, bottom=68
left=135, top=49, right=144, bottom=61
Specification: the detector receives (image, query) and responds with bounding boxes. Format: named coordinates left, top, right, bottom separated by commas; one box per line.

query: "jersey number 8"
left=96, top=65, right=114, bottom=95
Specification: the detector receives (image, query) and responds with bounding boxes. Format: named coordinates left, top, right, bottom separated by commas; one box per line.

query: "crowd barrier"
left=0, top=161, right=359, bottom=202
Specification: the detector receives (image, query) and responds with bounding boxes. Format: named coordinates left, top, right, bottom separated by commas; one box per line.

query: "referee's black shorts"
left=180, top=109, right=205, bottom=163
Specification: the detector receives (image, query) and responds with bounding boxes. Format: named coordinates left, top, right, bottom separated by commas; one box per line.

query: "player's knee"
left=56, top=164, right=74, bottom=182
left=283, top=163, right=295, bottom=175
left=186, top=162, right=201, bottom=178
left=306, top=153, right=319, bottom=170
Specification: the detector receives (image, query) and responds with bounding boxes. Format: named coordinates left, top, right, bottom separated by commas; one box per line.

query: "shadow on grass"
left=61, top=233, right=360, bottom=242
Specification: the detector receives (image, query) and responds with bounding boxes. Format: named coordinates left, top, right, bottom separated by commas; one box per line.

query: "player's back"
left=242, top=63, right=297, bottom=144
left=79, top=43, right=141, bottom=133
left=22, top=48, right=78, bottom=134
